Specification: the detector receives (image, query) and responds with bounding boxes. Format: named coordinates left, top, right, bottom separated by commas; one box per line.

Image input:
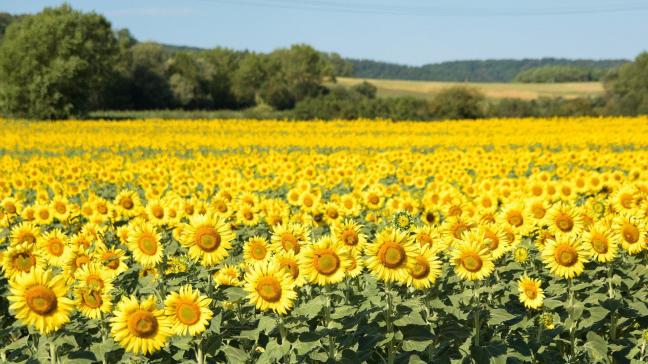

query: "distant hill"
left=348, top=58, right=628, bottom=83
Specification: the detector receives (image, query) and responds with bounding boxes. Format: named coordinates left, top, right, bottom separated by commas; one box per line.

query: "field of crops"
left=0, top=117, right=647, bottom=364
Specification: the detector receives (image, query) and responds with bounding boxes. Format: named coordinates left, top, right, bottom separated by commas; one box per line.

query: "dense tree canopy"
left=604, top=52, right=648, bottom=115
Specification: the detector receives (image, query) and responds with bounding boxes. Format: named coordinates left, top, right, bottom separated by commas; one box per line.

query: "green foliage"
left=428, top=87, right=485, bottom=119
left=604, top=52, right=648, bottom=115
left=515, top=66, right=607, bottom=83
left=349, top=58, right=627, bottom=82
left=0, top=5, right=118, bottom=119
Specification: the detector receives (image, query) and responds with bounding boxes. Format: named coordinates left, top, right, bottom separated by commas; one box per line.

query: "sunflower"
left=74, top=286, right=112, bottom=319
left=420, top=208, right=442, bottom=226
left=110, top=296, right=173, bottom=355
left=526, top=198, right=549, bottom=225
left=406, top=246, right=442, bottom=290
left=145, top=198, right=167, bottom=226
left=518, top=275, right=544, bottom=309
left=179, top=214, right=235, bottom=267
left=412, top=225, right=447, bottom=254
left=94, top=246, right=129, bottom=278
left=236, top=205, right=260, bottom=226
left=612, top=213, right=647, bottom=255
left=37, top=229, right=70, bottom=268
left=513, top=246, right=529, bottom=264
left=609, top=185, right=637, bottom=213
left=542, top=236, right=589, bottom=279
left=212, top=265, right=242, bottom=287
left=243, top=261, right=297, bottom=315
left=10, top=222, right=40, bottom=246
left=273, top=251, right=307, bottom=287
left=75, top=263, right=115, bottom=292
left=500, top=203, right=533, bottom=236
left=365, top=227, right=418, bottom=284
left=164, top=285, right=213, bottom=336
left=243, top=236, right=270, bottom=263
left=270, top=223, right=310, bottom=255
left=544, top=203, right=583, bottom=237
left=300, top=235, right=350, bottom=286
left=2, top=242, right=44, bottom=279
left=34, top=203, right=54, bottom=225
left=345, top=252, right=364, bottom=278
left=442, top=216, right=476, bottom=247
left=331, top=219, right=367, bottom=254
left=473, top=224, right=509, bottom=260
left=7, top=268, right=74, bottom=334
left=114, top=189, right=142, bottom=218
left=583, top=222, right=618, bottom=263
left=451, top=240, right=495, bottom=281
left=127, top=222, right=164, bottom=268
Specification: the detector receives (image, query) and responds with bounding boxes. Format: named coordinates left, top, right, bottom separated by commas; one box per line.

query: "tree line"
left=0, top=5, right=647, bottom=120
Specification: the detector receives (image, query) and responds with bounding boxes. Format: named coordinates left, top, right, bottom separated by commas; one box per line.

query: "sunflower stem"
left=277, top=314, right=289, bottom=363
left=325, top=288, right=336, bottom=362
left=195, top=339, right=204, bottom=364
left=473, top=280, right=481, bottom=348
left=607, top=264, right=618, bottom=341
left=568, top=278, right=576, bottom=357
left=536, top=318, right=543, bottom=345
left=99, top=314, right=108, bottom=364
left=49, top=340, right=57, bottom=364
left=385, top=282, right=395, bottom=364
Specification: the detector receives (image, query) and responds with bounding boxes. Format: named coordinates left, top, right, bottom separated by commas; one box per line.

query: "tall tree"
left=0, top=5, right=118, bottom=118
left=605, top=52, right=648, bottom=115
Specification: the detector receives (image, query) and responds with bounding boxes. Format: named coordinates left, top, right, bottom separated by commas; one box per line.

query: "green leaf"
left=258, top=315, right=276, bottom=334
left=401, top=339, right=433, bottom=352
left=394, top=311, right=427, bottom=327
left=222, top=345, right=249, bottom=363
left=585, top=331, right=609, bottom=363
left=488, top=309, right=516, bottom=325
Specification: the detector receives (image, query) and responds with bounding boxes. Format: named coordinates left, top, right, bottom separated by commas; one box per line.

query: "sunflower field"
left=0, top=117, right=647, bottom=364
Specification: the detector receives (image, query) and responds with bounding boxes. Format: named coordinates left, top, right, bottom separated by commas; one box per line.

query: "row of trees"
left=514, top=66, right=607, bottom=83
left=0, top=5, right=647, bottom=119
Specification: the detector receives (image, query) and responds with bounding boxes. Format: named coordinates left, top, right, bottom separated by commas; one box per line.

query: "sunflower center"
left=425, top=212, right=437, bottom=224
left=250, top=243, right=267, bottom=260
left=137, top=234, right=158, bottom=256
left=531, top=205, right=546, bottom=219
left=120, top=198, right=134, bottom=210
left=81, top=290, right=103, bottom=309
left=555, top=214, right=574, bottom=232
left=418, top=233, right=432, bottom=247
left=485, top=231, right=499, bottom=250
left=47, top=239, right=64, bottom=256
left=378, top=242, right=406, bottom=268
left=103, top=252, right=120, bottom=269
left=554, top=245, right=578, bottom=267
left=152, top=206, right=164, bottom=219
left=6, top=203, right=16, bottom=214
left=86, top=275, right=104, bottom=290
left=451, top=222, right=469, bottom=239
left=20, top=233, right=36, bottom=244
left=368, top=194, right=379, bottom=205
left=195, top=226, right=221, bottom=252
left=176, top=302, right=201, bottom=325
left=622, top=223, right=640, bottom=243
left=54, top=202, right=66, bottom=214
left=341, top=230, right=358, bottom=246
left=620, top=194, right=633, bottom=209
left=243, top=210, right=253, bottom=220
left=524, top=286, right=538, bottom=299
left=256, top=276, right=282, bottom=303
left=280, top=233, right=299, bottom=253
left=590, top=234, right=609, bottom=253
left=461, top=253, right=483, bottom=272
left=410, top=256, right=430, bottom=279
left=97, top=204, right=108, bottom=214
left=25, top=285, right=58, bottom=315
left=314, top=251, right=340, bottom=275
left=280, top=260, right=299, bottom=279
left=128, top=310, right=159, bottom=338
left=13, top=252, right=36, bottom=272
left=39, top=210, right=50, bottom=220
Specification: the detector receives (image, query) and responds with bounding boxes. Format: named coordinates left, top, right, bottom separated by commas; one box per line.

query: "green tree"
left=127, top=42, right=174, bottom=109
left=429, top=87, right=485, bottom=119
left=0, top=5, right=118, bottom=118
left=605, top=52, right=648, bottom=115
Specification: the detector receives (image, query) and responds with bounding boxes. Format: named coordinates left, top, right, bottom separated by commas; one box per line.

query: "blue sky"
left=3, top=0, right=647, bottom=65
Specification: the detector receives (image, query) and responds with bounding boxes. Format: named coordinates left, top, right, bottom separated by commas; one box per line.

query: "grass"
left=332, top=77, right=604, bottom=100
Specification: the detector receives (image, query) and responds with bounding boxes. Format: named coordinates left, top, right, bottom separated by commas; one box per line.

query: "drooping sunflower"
left=212, top=264, right=242, bottom=287
left=406, top=246, right=442, bottom=290
left=451, top=240, right=495, bottom=281
left=365, top=227, right=418, bottom=284
left=110, top=295, right=173, bottom=355
left=273, top=251, right=307, bottom=287
left=542, top=236, right=589, bottom=279
left=345, top=252, right=364, bottom=278
left=518, top=275, right=544, bottom=309
left=243, top=236, right=271, bottom=263
left=2, top=242, right=44, bottom=279
left=37, top=229, right=70, bottom=268
left=93, top=246, right=129, bottom=278
left=473, top=224, right=509, bottom=260
left=9, top=221, right=40, bottom=246
left=270, top=223, right=310, bottom=255
left=7, top=268, right=74, bottom=334
left=127, top=222, right=164, bottom=268
left=164, top=285, right=213, bottom=336
left=300, top=235, right=351, bottom=286
left=180, top=214, right=235, bottom=267
left=583, top=221, right=618, bottom=263
left=243, top=261, right=297, bottom=315
left=612, top=213, right=647, bottom=255
left=331, top=219, right=368, bottom=254
left=74, top=286, right=112, bottom=320
left=412, top=225, right=447, bottom=254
